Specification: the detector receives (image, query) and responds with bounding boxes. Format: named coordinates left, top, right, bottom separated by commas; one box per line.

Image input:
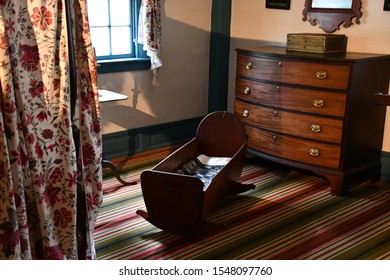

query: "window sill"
left=97, top=58, right=151, bottom=74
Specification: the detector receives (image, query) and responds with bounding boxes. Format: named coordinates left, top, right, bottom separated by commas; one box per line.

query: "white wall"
left=229, top=0, right=390, bottom=151
left=98, top=0, right=212, bottom=134
left=99, top=0, right=390, bottom=152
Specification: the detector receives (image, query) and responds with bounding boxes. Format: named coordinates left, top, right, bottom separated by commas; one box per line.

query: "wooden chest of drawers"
left=234, top=46, right=390, bottom=196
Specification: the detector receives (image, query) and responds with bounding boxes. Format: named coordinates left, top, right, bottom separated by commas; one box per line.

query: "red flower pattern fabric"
left=138, top=0, right=162, bottom=85
left=0, top=0, right=102, bottom=259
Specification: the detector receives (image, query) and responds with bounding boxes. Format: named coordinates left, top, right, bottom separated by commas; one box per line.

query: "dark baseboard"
left=380, top=151, right=390, bottom=182
left=102, top=116, right=204, bottom=160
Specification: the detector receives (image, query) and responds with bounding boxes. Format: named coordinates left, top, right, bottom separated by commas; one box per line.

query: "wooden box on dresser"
left=234, top=46, right=390, bottom=196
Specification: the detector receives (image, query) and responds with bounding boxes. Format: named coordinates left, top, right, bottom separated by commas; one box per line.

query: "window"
left=87, top=0, right=150, bottom=73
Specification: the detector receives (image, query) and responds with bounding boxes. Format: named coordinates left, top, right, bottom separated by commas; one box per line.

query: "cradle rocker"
left=136, top=111, right=255, bottom=235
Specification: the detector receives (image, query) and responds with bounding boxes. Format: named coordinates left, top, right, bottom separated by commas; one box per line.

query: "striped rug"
left=94, top=157, right=390, bottom=260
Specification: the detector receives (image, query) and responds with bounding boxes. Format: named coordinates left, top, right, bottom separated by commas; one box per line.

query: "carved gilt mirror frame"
left=302, top=0, right=362, bottom=33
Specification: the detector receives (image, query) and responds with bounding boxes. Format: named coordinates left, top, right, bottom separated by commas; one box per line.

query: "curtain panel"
left=138, top=0, right=162, bottom=85
left=0, top=0, right=102, bottom=259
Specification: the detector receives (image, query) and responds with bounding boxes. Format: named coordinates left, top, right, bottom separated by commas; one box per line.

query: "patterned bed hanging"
left=0, top=0, right=102, bottom=259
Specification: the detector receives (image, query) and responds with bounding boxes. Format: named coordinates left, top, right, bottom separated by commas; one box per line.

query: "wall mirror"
left=302, top=0, right=362, bottom=33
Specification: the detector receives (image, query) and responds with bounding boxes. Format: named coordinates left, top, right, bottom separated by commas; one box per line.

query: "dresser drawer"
left=235, top=99, right=343, bottom=143
left=237, top=54, right=351, bottom=90
left=235, top=78, right=347, bottom=117
left=245, top=125, right=341, bottom=169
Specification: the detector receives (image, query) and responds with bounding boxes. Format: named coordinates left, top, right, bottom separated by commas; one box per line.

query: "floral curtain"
left=0, top=0, right=102, bottom=259
left=138, top=0, right=162, bottom=85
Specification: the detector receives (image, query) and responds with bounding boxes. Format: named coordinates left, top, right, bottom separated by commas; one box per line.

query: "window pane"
left=87, top=0, right=109, bottom=26
left=87, top=0, right=138, bottom=59
left=110, top=0, right=130, bottom=26
left=90, top=27, right=111, bottom=56
left=111, top=27, right=131, bottom=55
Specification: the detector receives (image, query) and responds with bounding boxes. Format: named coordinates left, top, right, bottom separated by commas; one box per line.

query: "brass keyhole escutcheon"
left=273, top=110, right=278, bottom=117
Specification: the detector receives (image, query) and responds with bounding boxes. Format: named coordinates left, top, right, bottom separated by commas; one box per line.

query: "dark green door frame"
left=208, top=0, right=232, bottom=112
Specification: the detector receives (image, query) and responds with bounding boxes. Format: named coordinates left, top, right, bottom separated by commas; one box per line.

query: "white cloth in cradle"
left=176, top=154, right=231, bottom=191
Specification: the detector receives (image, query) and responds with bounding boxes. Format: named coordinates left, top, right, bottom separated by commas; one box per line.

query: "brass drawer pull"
left=272, top=135, right=277, bottom=142
left=244, top=86, right=251, bottom=95
left=309, top=148, right=320, bottom=157
left=273, top=110, right=278, bottom=117
left=275, top=86, right=281, bottom=92
left=316, top=70, right=327, bottom=79
left=310, top=124, right=321, bottom=133
left=313, top=99, right=324, bottom=108
left=245, top=62, right=253, bottom=70
left=278, top=61, right=283, bottom=67
left=242, top=109, right=249, bottom=117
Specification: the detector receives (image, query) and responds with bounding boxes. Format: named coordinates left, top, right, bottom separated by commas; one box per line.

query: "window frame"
left=88, top=0, right=150, bottom=73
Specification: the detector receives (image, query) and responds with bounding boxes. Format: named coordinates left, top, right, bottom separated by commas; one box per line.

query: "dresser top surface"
left=236, top=46, right=390, bottom=62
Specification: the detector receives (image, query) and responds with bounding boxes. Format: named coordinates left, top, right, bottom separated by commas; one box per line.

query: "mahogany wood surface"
left=235, top=99, right=343, bottom=143
left=235, top=77, right=347, bottom=117
left=237, top=54, right=351, bottom=89
left=235, top=46, right=390, bottom=196
left=373, top=93, right=390, bottom=106
left=137, top=111, right=255, bottom=235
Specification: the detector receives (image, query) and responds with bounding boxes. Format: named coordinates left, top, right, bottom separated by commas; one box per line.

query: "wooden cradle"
left=136, top=111, right=255, bottom=235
